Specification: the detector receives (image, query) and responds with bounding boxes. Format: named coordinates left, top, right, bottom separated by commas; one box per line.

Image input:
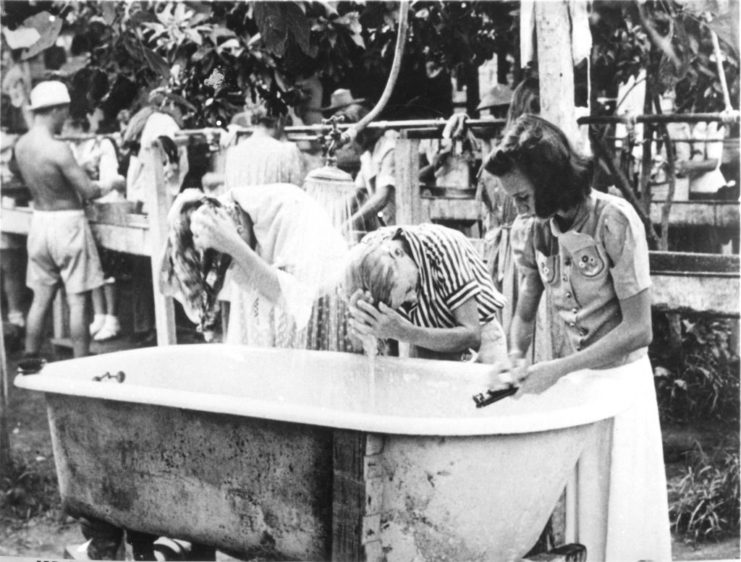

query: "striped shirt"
left=361, top=224, right=505, bottom=328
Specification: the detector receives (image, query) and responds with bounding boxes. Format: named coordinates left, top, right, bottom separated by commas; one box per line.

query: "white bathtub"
left=15, top=344, right=634, bottom=561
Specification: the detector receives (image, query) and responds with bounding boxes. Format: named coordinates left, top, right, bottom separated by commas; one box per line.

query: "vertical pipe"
left=148, top=140, right=178, bottom=346
left=710, top=31, right=733, bottom=111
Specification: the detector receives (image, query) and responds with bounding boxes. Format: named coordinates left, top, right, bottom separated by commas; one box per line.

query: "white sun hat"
left=28, top=80, right=71, bottom=111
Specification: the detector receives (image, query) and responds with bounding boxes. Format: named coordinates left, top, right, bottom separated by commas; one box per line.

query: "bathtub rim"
left=14, top=344, right=636, bottom=436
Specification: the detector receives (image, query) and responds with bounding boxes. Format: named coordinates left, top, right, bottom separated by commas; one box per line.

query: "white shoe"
left=7, top=311, right=25, bottom=328
left=89, top=314, right=106, bottom=336
left=93, top=316, right=121, bottom=341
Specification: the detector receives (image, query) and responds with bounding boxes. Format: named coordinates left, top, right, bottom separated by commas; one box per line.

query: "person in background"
left=64, top=105, right=127, bottom=341
left=684, top=120, right=729, bottom=200
left=223, top=101, right=304, bottom=189
left=480, top=77, right=541, bottom=334
left=14, top=81, right=113, bottom=358
left=345, top=223, right=507, bottom=364
left=326, top=90, right=398, bottom=233
left=123, top=88, right=189, bottom=213
left=200, top=100, right=307, bottom=331
left=484, top=114, right=671, bottom=561
left=1, top=64, right=33, bottom=133
left=0, top=64, right=32, bottom=332
left=321, top=88, right=368, bottom=178
left=121, top=88, right=190, bottom=341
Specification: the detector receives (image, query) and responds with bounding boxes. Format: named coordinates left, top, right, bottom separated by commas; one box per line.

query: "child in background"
left=65, top=106, right=126, bottom=340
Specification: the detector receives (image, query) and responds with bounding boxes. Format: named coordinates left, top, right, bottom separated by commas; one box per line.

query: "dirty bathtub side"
left=47, top=394, right=334, bottom=561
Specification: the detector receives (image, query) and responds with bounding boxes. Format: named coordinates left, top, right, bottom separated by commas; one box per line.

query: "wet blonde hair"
left=345, top=240, right=399, bottom=308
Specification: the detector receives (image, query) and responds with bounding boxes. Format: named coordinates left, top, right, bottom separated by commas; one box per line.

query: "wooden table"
left=1, top=141, right=177, bottom=346
left=2, top=205, right=151, bottom=255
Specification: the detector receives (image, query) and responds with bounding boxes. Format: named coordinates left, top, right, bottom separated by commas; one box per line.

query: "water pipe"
left=336, top=1, right=410, bottom=151
left=177, top=118, right=507, bottom=141
left=578, top=112, right=740, bottom=126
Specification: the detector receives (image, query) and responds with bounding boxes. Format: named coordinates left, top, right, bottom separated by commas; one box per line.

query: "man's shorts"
left=26, top=210, right=104, bottom=294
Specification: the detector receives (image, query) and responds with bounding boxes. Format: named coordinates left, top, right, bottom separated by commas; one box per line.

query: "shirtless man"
left=14, top=81, right=111, bottom=357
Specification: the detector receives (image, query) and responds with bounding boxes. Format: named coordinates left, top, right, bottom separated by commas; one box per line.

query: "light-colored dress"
left=224, top=130, right=304, bottom=190
left=689, top=121, right=727, bottom=197
left=126, top=112, right=188, bottom=210
left=355, top=130, right=398, bottom=226
left=222, top=183, right=348, bottom=349
left=512, top=189, right=671, bottom=562
left=68, top=136, right=120, bottom=189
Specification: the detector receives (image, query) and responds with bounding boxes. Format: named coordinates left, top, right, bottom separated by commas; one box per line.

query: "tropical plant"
left=651, top=312, right=740, bottom=425
left=3, top=1, right=519, bottom=127
left=669, top=443, right=740, bottom=543
left=590, top=0, right=739, bottom=112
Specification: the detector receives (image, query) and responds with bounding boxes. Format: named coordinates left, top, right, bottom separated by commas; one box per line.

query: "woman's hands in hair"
left=190, top=205, right=242, bottom=255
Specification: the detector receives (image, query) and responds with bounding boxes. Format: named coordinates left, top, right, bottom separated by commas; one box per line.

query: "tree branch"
left=591, top=130, right=661, bottom=249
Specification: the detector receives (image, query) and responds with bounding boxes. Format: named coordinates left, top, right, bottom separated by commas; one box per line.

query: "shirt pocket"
left=535, top=250, right=559, bottom=286
left=573, top=244, right=607, bottom=279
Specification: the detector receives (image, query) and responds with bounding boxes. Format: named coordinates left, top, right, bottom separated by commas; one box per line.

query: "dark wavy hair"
left=507, top=77, right=540, bottom=124
left=484, top=114, right=592, bottom=218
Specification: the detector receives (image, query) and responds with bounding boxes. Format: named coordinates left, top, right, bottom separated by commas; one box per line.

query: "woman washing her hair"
left=484, top=114, right=670, bottom=562
left=163, top=183, right=348, bottom=349
left=345, top=223, right=507, bottom=363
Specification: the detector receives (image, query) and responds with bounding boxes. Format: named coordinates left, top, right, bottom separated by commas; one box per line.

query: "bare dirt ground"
left=1, top=331, right=738, bottom=561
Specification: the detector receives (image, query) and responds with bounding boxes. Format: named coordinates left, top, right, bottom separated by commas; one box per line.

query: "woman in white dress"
left=484, top=114, right=671, bottom=562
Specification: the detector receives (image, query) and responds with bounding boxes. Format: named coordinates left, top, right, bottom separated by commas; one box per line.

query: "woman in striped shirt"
left=346, top=223, right=507, bottom=363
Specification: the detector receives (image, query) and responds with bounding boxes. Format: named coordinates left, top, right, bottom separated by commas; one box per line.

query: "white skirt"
left=571, top=354, right=672, bottom=562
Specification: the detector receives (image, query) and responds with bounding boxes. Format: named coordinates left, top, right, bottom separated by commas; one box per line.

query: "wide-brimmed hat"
left=476, top=84, right=513, bottom=111
left=321, top=88, right=366, bottom=112
left=28, top=80, right=70, bottom=111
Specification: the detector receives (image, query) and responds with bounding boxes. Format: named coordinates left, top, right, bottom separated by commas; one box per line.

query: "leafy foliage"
left=669, top=443, right=740, bottom=543
left=5, top=1, right=516, bottom=127
left=651, top=312, right=740, bottom=424
left=590, top=0, right=739, bottom=112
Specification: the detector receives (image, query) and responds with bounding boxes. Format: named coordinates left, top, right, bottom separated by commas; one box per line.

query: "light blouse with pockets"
left=512, top=190, right=651, bottom=361
left=355, top=130, right=398, bottom=226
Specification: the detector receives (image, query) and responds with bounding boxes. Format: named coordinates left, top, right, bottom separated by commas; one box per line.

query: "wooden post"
left=148, top=140, right=177, bottom=346
left=532, top=0, right=579, bottom=362
left=0, top=295, right=11, bottom=477
left=535, top=0, right=579, bottom=141
left=534, top=0, right=587, bottom=550
left=394, top=133, right=421, bottom=358
left=394, top=134, right=422, bottom=225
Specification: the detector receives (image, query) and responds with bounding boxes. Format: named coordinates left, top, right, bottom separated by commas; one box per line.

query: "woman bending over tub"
left=164, top=183, right=348, bottom=348
left=484, top=114, right=671, bottom=562
left=345, top=223, right=507, bottom=363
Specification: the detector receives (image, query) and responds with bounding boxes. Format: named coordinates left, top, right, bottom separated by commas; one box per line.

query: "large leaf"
left=706, top=11, right=738, bottom=56
left=142, top=46, right=171, bottom=79
left=20, top=11, right=63, bottom=61
left=254, top=2, right=313, bottom=58
left=254, top=3, right=288, bottom=56
left=283, top=2, right=313, bottom=56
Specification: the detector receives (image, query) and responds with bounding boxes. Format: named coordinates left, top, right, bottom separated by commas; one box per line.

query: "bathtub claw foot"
left=126, top=530, right=159, bottom=561
left=185, top=543, right=216, bottom=561
left=78, top=516, right=124, bottom=560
